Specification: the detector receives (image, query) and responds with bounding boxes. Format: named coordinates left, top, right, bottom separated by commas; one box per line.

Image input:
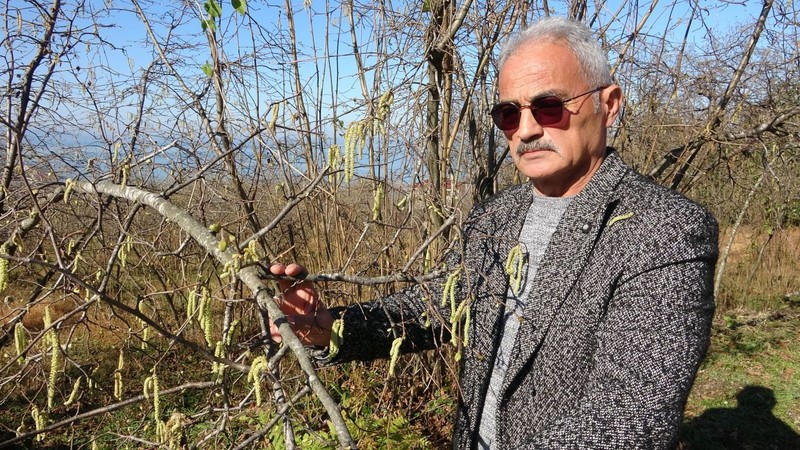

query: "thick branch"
left=72, top=180, right=356, bottom=449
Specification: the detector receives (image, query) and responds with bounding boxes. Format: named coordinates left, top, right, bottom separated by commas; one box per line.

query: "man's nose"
left=514, top=107, right=544, bottom=140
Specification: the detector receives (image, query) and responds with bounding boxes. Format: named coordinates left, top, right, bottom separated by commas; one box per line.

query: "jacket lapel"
left=467, top=183, right=534, bottom=366
left=500, top=150, right=630, bottom=394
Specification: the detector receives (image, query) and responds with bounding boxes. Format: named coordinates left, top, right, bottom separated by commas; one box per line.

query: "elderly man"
left=269, top=16, right=718, bottom=449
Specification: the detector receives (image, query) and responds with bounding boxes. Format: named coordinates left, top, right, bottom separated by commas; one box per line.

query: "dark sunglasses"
left=490, top=86, right=608, bottom=131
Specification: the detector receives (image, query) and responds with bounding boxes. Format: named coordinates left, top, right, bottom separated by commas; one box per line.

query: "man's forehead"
left=498, top=42, right=582, bottom=100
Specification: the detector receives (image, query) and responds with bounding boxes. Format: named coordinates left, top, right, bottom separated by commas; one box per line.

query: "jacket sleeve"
left=528, top=206, right=718, bottom=449
left=322, top=212, right=482, bottom=364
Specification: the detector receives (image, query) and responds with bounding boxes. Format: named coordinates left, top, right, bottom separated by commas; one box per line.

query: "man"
left=269, top=16, right=718, bottom=449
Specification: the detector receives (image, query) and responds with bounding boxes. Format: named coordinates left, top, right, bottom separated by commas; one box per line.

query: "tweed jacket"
left=328, top=149, right=719, bottom=449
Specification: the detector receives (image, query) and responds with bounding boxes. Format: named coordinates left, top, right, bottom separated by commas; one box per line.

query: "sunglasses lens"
left=490, top=103, right=521, bottom=131
left=491, top=97, right=568, bottom=130
left=531, top=97, right=565, bottom=125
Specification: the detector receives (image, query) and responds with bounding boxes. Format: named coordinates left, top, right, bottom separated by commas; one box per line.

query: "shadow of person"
left=680, top=385, right=800, bottom=449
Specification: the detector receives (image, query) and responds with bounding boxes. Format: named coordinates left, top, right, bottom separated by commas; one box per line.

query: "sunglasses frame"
left=490, top=86, right=609, bottom=131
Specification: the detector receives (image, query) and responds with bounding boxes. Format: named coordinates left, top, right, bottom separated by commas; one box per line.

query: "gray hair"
left=498, top=17, right=613, bottom=89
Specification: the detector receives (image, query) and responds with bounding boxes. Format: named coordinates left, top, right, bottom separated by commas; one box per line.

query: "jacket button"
left=581, top=223, right=591, bottom=233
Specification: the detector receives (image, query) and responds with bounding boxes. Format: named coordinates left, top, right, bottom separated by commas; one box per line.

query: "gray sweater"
left=328, top=149, right=718, bottom=449
left=477, top=194, right=571, bottom=448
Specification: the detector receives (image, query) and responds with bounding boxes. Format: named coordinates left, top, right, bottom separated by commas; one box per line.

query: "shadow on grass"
left=680, top=385, right=800, bottom=450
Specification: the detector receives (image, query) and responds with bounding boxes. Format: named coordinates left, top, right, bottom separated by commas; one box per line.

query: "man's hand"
left=268, top=263, right=334, bottom=348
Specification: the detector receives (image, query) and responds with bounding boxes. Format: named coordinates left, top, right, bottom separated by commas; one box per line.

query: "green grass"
left=680, top=303, right=800, bottom=449
left=3, top=301, right=797, bottom=449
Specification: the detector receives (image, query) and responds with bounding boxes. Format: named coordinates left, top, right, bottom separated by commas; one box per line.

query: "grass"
left=679, top=303, right=800, bottom=449
left=1, top=218, right=797, bottom=448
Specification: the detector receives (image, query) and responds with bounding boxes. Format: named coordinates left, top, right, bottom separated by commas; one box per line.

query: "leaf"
left=231, top=0, right=247, bottom=14
left=200, top=18, right=216, bottom=33
left=204, top=0, right=223, bottom=18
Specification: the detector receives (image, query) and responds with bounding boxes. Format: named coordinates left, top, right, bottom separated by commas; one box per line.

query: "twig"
left=71, top=180, right=357, bottom=449
left=0, top=382, right=217, bottom=448
left=238, top=167, right=329, bottom=252
left=231, top=386, right=312, bottom=450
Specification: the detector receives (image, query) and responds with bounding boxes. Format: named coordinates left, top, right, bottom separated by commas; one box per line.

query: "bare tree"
left=1, top=0, right=799, bottom=448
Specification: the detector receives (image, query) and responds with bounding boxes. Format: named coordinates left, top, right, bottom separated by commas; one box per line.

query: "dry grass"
left=716, top=226, right=800, bottom=312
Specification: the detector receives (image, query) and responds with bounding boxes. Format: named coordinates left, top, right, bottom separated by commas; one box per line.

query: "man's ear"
left=602, top=84, right=623, bottom=126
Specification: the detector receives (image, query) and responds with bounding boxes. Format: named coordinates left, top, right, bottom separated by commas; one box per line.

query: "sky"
left=4, top=0, right=775, bottom=181
left=93, top=0, right=768, bottom=97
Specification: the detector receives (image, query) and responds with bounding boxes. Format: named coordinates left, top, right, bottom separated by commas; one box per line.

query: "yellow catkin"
left=114, top=370, right=123, bottom=400
left=220, top=254, right=240, bottom=280
left=248, top=356, right=269, bottom=406
left=229, top=252, right=241, bottom=278
left=346, top=142, right=355, bottom=182
left=151, top=372, right=160, bottom=419
left=156, top=419, right=166, bottom=444
left=212, top=341, right=225, bottom=379
left=119, top=234, right=133, bottom=268
left=371, top=183, right=384, bottom=221
left=64, top=377, right=81, bottom=406
left=121, top=163, right=129, bottom=186
left=141, top=320, right=150, bottom=350
left=31, top=406, right=45, bottom=441
left=119, top=242, right=127, bottom=269
left=268, top=103, right=279, bottom=132
left=186, top=289, right=197, bottom=321
left=0, top=244, right=8, bottom=292
left=424, top=247, right=431, bottom=273
left=202, top=296, right=213, bottom=348
left=114, top=349, right=124, bottom=400
left=225, top=319, right=239, bottom=346
left=43, top=306, right=60, bottom=410
left=441, top=268, right=461, bottom=309
left=47, top=333, right=60, bottom=410
left=463, top=303, right=472, bottom=347
left=395, top=195, right=409, bottom=211
left=243, top=240, right=259, bottom=264
left=373, top=91, right=394, bottom=136
left=143, top=375, right=153, bottom=399
left=14, top=322, right=26, bottom=363
left=504, top=245, right=518, bottom=273
left=505, top=244, right=525, bottom=295
left=377, top=91, right=394, bottom=120
left=343, top=121, right=365, bottom=182
left=144, top=369, right=165, bottom=442
left=196, top=288, right=207, bottom=322
left=328, top=319, right=344, bottom=359
left=165, top=412, right=187, bottom=450
left=328, top=144, right=341, bottom=182
left=196, top=287, right=214, bottom=346
left=43, top=305, right=52, bottom=329
left=388, top=336, right=403, bottom=376
left=450, top=300, right=469, bottom=347
left=357, top=123, right=366, bottom=158
left=73, top=251, right=82, bottom=274
left=63, top=178, right=75, bottom=203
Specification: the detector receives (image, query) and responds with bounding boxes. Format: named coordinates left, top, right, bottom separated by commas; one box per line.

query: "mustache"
left=516, top=140, right=559, bottom=156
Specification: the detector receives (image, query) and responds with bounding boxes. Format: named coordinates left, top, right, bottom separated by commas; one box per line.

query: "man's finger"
left=285, top=263, right=308, bottom=279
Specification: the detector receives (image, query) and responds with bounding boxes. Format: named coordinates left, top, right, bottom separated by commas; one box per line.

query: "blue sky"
left=6, top=0, right=773, bottom=181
